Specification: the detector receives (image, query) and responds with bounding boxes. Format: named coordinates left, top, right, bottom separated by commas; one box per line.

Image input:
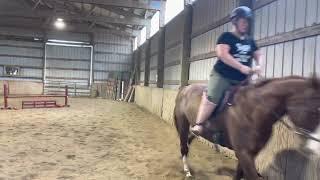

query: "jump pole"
left=1, top=84, right=69, bottom=109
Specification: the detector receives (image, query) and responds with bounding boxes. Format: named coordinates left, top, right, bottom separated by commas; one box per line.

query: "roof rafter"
left=0, top=10, right=149, bottom=26
left=52, top=0, right=159, bottom=10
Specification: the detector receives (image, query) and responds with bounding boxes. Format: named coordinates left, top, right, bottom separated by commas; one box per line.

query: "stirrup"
left=191, top=124, right=205, bottom=137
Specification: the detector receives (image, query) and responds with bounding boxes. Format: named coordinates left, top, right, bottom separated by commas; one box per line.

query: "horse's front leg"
left=235, top=150, right=262, bottom=180
left=233, top=163, right=244, bottom=180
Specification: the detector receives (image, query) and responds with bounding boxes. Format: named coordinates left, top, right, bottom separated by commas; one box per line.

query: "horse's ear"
left=310, top=73, right=320, bottom=90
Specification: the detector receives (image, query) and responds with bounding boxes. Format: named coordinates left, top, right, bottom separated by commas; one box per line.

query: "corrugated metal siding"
left=252, top=0, right=320, bottom=79
left=192, top=0, right=236, bottom=35
left=189, top=58, right=216, bottom=81
left=165, top=13, right=184, bottom=49
left=150, top=32, right=160, bottom=55
left=191, top=22, right=232, bottom=57
left=45, top=45, right=91, bottom=96
left=0, top=27, right=43, bottom=38
left=0, top=38, right=43, bottom=80
left=150, top=55, right=158, bottom=68
left=164, top=13, right=183, bottom=83
left=47, top=31, right=90, bottom=42
left=164, top=65, right=180, bottom=82
left=150, top=69, right=157, bottom=82
left=93, top=31, right=132, bottom=82
left=164, top=44, right=182, bottom=64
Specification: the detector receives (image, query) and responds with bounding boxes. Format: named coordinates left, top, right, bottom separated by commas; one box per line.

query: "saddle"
left=206, top=80, right=249, bottom=146
left=213, top=82, right=248, bottom=117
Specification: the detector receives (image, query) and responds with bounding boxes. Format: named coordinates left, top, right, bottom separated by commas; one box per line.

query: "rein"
left=246, top=74, right=320, bottom=143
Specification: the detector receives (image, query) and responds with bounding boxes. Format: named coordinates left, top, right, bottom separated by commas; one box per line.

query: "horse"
left=173, top=75, right=320, bottom=180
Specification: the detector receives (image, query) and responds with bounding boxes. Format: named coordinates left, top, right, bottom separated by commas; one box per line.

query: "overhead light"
left=54, top=18, right=66, bottom=30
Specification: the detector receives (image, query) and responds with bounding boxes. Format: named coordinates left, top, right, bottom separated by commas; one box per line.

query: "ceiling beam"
left=52, top=0, right=160, bottom=10
left=0, top=10, right=149, bottom=26
left=0, top=19, right=134, bottom=38
left=98, top=5, right=143, bottom=19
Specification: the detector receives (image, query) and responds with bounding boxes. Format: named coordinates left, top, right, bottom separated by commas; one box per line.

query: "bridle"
left=247, top=74, right=320, bottom=143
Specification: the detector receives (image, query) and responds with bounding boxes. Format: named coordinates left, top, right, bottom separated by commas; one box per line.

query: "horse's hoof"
left=185, top=171, right=192, bottom=178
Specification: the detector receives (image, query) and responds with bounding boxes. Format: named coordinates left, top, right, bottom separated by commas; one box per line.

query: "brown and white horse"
left=173, top=76, right=320, bottom=180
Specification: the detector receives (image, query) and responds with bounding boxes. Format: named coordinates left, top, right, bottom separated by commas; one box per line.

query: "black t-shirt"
left=214, top=32, right=258, bottom=81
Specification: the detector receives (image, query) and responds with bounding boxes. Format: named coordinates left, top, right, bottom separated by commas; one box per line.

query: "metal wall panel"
left=303, top=37, right=316, bottom=77
left=46, top=69, right=89, bottom=79
left=0, top=40, right=43, bottom=48
left=306, top=0, right=318, bottom=27
left=276, top=0, right=286, bottom=34
left=140, top=71, right=145, bottom=82
left=93, top=31, right=133, bottom=83
left=95, top=44, right=131, bottom=54
left=0, top=27, right=43, bottom=38
left=316, top=35, right=320, bottom=75
left=318, top=0, right=320, bottom=23
left=165, top=13, right=184, bottom=49
left=94, top=62, right=130, bottom=72
left=0, top=57, right=42, bottom=67
left=254, top=8, right=262, bottom=40
left=150, top=55, right=158, bottom=68
left=47, top=31, right=90, bottom=42
left=283, top=41, right=293, bottom=76
left=260, top=5, right=269, bottom=39
left=20, top=68, right=43, bottom=78
left=192, top=0, right=236, bottom=35
left=94, top=31, right=131, bottom=45
left=292, top=39, right=304, bottom=76
left=265, top=45, right=275, bottom=78
left=150, top=32, right=160, bottom=55
left=140, top=59, right=145, bottom=71
left=268, top=2, right=277, bottom=37
left=95, top=54, right=131, bottom=63
left=164, top=65, right=181, bottom=81
left=260, top=47, right=267, bottom=76
left=0, top=37, right=43, bottom=80
left=189, top=58, right=216, bottom=81
left=47, top=45, right=91, bottom=60
left=0, top=46, right=42, bottom=57
left=191, top=23, right=230, bottom=58
left=45, top=45, right=91, bottom=95
left=46, top=59, right=89, bottom=69
left=149, top=70, right=157, bottom=81
left=164, top=44, right=182, bottom=64
left=294, top=0, right=306, bottom=29
left=273, top=43, right=284, bottom=78
left=285, top=0, right=295, bottom=32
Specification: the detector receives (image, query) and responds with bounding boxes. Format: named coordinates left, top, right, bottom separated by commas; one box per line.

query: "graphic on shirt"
left=234, top=43, right=252, bottom=63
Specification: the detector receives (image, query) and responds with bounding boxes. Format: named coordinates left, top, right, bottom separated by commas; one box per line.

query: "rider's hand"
left=252, top=65, right=262, bottom=76
left=239, top=65, right=252, bottom=75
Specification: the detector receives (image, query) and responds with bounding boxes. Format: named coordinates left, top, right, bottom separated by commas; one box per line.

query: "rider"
left=191, top=6, right=262, bottom=135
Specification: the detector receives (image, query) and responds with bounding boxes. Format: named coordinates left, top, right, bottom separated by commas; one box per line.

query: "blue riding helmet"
left=230, top=6, right=253, bottom=24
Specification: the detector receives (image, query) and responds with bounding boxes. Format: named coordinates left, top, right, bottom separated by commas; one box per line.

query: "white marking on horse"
left=182, top=155, right=192, bottom=177
left=306, top=123, right=320, bottom=156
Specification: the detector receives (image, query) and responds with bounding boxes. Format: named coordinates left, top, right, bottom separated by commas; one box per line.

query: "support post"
left=180, top=5, right=193, bottom=87
left=157, top=27, right=165, bottom=88
left=159, top=0, right=166, bottom=27
left=42, top=31, right=47, bottom=95
left=65, top=85, right=69, bottom=107
left=4, top=84, right=8, bottom=109
left=135, top=48, right=141, bottom=85
left=144, top=40, right=151, bottom=86
left=146, top=20, right=152, bottom=39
